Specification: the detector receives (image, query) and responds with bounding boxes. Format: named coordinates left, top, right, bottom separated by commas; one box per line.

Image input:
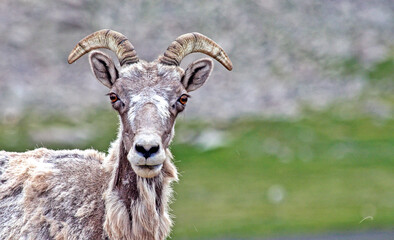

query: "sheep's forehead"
left=120, top=61, right=183, bottom=84
left=115, top=62, right=185, bottom=102
left=113, top=62, right=185, bottom=127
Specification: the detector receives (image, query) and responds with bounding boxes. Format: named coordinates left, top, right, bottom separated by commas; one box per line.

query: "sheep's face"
left=89, top=51, right=213, bottom=178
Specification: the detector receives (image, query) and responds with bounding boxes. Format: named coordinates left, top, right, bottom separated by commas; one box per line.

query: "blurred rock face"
left=0, top=0, right=392, bottom=120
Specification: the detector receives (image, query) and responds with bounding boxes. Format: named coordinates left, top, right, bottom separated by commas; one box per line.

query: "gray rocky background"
left=0, top=0, right=393, bottom=121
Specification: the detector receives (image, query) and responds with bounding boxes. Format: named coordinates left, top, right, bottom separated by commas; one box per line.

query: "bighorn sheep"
left=0, top=29, right=232, bottom=240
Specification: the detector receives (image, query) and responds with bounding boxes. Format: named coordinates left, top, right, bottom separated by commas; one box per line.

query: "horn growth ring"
left=159, top=32, right=232, bottom=71
left=68, top=29, right=139, bottom=66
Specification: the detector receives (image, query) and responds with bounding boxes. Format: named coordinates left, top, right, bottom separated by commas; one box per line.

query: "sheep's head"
left=68, top=29, right=232, bottom=178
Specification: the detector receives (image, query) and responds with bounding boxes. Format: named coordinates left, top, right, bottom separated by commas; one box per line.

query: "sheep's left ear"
left=89, top=51, right=119, bottom=88
left=181, top=58, right=213, bottom=92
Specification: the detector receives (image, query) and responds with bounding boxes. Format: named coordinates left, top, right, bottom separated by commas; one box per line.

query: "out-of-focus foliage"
left=172, top=116, right=393, bottom=239
left=0, top=109, right=393, bottom=239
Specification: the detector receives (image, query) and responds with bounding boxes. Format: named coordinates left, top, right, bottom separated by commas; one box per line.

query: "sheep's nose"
left=135, top=144, right=160, bottom=159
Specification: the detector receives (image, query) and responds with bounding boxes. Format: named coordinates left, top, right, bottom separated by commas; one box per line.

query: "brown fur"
left=0, top=148, right=109, bottom=239
left=0, top=59, right=206, bottom=240
left=0, top=136, right=177, bottom=240
left=0, top=31, right=227, bottom=239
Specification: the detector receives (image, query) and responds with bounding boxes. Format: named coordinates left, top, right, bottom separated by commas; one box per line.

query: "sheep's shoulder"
left=0, top=148, right=110, bottom=239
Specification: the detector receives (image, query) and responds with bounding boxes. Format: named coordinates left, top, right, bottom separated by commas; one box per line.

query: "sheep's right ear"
left=89, top=51, right=119, bottom=88
left=181, top=58, right=213, bottom=92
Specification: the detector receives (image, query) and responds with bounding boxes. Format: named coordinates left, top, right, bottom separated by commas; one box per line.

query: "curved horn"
left=68, top=29, right=139, bottom=66
left=159, top=32, right=233, bottom=71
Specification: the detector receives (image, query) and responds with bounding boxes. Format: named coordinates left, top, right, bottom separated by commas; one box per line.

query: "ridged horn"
left=159, top=32, right=233, bottom=71
left=68, top=29, right=138, bottom=66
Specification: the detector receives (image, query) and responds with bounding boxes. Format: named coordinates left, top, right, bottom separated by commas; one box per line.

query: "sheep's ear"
left=181, top=58, right=213, bottom=92
left=89, top=51, right=119, bottom=88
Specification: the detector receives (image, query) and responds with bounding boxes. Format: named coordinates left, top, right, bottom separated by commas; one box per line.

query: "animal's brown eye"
left=178, top=95, right=188, bottom=105
left=109, top=93, right=118, bottom=103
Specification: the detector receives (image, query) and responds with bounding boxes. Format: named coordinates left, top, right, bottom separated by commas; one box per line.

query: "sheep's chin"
left=131, top=164, right=163, bottom=178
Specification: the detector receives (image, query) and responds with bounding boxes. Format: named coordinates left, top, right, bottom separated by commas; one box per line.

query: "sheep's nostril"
left=149, top=145, right=159, bottom=155
left=135, top=145, right=146, bottom=155
left=135, top=144, right=160, bottom=159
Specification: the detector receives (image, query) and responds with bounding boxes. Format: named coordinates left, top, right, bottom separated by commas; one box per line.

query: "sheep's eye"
left=178, top=95, right=188, bottom=105
left=109, top=93, right=118, bottom=103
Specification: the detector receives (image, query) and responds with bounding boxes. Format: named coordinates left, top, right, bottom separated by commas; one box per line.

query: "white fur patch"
left=119, top=62, right=145, bottom=78
left=128, top=94, right=142, bottom=129
left=151, top=94, right=170, bottom=122
left=128, top=91, right=170, bottom=128
left=157, top=64, right=181, bottom=80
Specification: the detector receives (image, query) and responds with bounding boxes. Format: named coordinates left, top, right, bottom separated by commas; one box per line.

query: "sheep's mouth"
left=136, top=164, right=162, bottom=170
left=131, top=162, right=164, bottom=178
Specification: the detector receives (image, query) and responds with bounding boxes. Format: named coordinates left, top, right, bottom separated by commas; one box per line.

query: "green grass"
left=333, top=51, right=394, bottom=83
left=0, top=111, right=393, bottom=239
left=170, top=115, right=393, bottom=239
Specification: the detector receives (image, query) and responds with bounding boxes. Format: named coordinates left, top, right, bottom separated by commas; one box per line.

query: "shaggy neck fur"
left=103, top=128, right=178, bottom=240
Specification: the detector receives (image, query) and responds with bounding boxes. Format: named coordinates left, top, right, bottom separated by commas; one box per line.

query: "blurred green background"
left=1, top=106, right=393, bottom=239
left=0, top=0, right=393, bottom=239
